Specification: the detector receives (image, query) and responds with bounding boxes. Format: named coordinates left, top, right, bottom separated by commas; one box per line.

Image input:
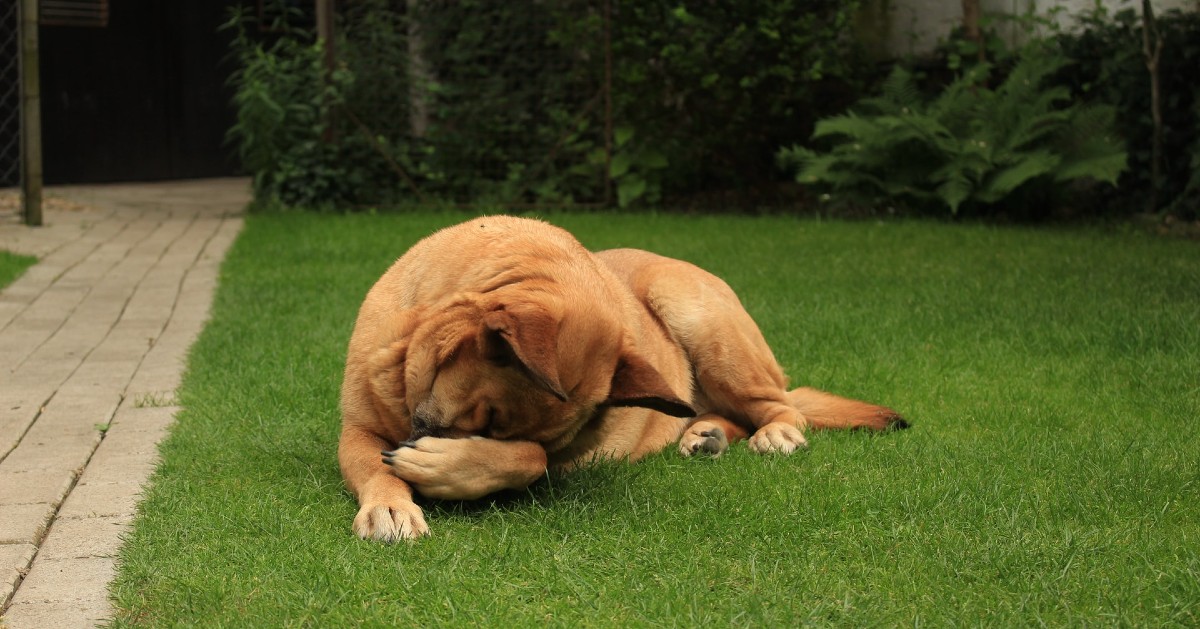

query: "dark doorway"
left=39, top=0, right=239, bottom=184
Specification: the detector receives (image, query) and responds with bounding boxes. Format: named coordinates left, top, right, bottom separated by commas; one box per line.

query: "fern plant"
left=779, top=45, right=1127, bottom=215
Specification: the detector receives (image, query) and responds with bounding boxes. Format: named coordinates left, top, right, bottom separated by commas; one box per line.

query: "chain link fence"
left=1, top=0, right=20, bottom=189
left=332, top=0, right=611, bottom=205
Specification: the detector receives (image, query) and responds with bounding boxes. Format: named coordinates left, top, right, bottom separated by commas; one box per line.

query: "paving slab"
left=0, top=178, right=248, bottom=626
left=0, top=544, right=36, bottom=609
left=2, top=557, right=115, bottom=628
left=0, top=506, right=53, bottom=546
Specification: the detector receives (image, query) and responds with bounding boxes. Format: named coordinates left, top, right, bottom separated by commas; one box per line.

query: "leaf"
left=982, top=150, right=1061, bottom=199
left=811, top=114, right=878, bottom=141
left=776, top=145, right=815, bottom=172
left=936, top=171, right=974, bottom=214
left=615, top=126, right=635, bottom=149
left=877, top=65, right=923, bottom=111
left=586, top=147, right=607, bottom=166
left=609, top=152, right=632, bottom=179
left=617, top=175, right=647, bottom=208
left=640, top=150, right=668, bottom=170
left=1054, top=151, right=1127, bottom=185
left=795, top=153, right=839, bottom=184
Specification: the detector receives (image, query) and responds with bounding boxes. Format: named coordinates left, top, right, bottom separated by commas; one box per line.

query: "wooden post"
left=315, top=0, right=336, bottom=143
left=407, top=0, right=431, bottom=139
left=1141, top=0, right=1164, bottom=213
left=961, top=0, right=985, bottom=65
left=602, top=0, right=613, bottom=207
left=20, top=0, right=43, bottom=226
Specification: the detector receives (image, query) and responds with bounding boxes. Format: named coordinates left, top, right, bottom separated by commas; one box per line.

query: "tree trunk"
left=1142, top=0, right=1164, bottom=212
left=961, top=0, right=986, bottom=64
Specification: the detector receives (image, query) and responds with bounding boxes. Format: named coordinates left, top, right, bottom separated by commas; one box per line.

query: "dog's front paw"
left=384, top=437, right=546, bottom=500
left=679, top=421, right=729, bottom=457
left=748, top=421, right=808, bottom=454
left=352, top=501, right=430, bottom=542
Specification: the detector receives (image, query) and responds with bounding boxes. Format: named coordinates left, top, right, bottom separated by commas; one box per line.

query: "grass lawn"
left=109, top=211, right=1200, bottom=627
left=0, top=250, right=36, bottom=291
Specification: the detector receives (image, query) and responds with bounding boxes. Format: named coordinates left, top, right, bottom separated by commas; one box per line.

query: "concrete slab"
left=36, top=517, right=129, bottom=561
left=6, top=555, right=116, bottom=602
left=1, top=597, right=113, bottom=629
left=0, top=505, right=53, bottom=546
left=0, top=543, right=36, bottom=609
left=0, top=468, right=77, bottom=507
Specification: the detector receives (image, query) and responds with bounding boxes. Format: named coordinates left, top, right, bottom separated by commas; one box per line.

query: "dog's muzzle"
left=408, top=406, right=446, bottom=441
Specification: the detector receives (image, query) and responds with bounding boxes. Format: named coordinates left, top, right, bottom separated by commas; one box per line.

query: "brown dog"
left=339, top=216, right=905, bottom=541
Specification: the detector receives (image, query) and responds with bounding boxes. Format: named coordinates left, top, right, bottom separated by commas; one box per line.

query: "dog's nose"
left=409, top=409, right=443, bottom=440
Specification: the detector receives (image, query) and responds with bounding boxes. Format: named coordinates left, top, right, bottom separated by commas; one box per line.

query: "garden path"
left=0, top=179, right=249, bottom=627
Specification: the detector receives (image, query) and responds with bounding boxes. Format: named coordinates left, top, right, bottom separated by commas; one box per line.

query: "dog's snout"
left=409, top=407, right=444, bottom=440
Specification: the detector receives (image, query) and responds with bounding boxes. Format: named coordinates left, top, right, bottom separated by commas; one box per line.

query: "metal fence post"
left=20, top=0, right=42, bottom=226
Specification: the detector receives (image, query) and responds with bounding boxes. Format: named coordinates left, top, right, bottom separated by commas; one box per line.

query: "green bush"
left=222, top=4, right=392, bottom=209
left=223, top=0, right=870, bottom=209
left=1052, top=7, right=1200, bottom=218
left=779, top=45, right=1127, bottom=217
left=415, top=0, right=604, bottom=203
left=606, top=0, right=869, bottom=206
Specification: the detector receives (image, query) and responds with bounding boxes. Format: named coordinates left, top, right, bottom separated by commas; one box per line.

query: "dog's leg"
left=339, top=425, right=430, bottom=541
left=635, top=264, right=811, bottom=453
left=383, top=437, right=548, bottom=500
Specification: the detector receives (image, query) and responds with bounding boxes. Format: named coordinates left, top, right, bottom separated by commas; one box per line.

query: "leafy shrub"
left=222, top=4, right=391, bottom=209
left=414, top=0, right=604, bottom=203
left=606, top=0, right=869, bottom=206
left=1052, top=6, right=1200, bottom=217
left=223, top=0, right=870, bottom=209
left=1174, top=94, right=1200, bottom=217
left=779, top=45, right=1127, bottom=217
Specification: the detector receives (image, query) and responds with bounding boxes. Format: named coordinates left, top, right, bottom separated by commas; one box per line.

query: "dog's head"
left=369, top=295, right=693, bottom=452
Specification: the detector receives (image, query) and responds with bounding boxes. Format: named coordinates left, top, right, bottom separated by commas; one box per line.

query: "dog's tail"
left=787, top=387, right=909, bottom=432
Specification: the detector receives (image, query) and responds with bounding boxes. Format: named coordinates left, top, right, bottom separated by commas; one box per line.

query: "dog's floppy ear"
left=607, top=351, right=694, bottom=417
left=481, top=307, right=569, bottom=401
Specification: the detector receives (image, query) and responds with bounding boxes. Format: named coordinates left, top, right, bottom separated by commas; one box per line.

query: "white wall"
left=857, top=0, right=1199, bottom=58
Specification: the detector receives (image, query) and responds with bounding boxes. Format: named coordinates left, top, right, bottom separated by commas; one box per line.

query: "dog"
left=339, top=216, right=905, bottom=541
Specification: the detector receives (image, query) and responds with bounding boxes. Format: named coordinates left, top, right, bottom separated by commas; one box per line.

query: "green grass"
left=0, top=250, right=36, bottom=290
left=108, top=211, right=1200, bottom=627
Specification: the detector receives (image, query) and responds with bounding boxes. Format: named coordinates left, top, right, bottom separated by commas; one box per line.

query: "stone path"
left=0, top=179, right=248, bottom=627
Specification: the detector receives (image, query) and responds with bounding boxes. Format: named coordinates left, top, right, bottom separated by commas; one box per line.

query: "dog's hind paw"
left=679, top=422, right=729, bottom=457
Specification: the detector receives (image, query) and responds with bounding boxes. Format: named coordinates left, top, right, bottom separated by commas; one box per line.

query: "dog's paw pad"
left=679, top=425, right=728, bottom=457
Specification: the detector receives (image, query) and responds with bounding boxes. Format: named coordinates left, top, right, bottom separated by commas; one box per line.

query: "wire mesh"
left=333, top=0, right=610, bottom=205
left=0, top=0, right=20, bottom=188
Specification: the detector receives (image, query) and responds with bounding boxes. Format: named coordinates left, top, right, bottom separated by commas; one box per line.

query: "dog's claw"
left=398, top=440, right=419, bottom=449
